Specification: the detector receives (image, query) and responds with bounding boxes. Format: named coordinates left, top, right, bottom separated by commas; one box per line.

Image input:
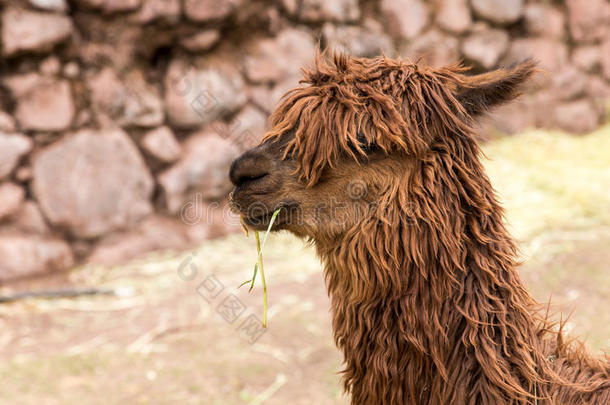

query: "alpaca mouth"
left=239, top=200, right=300, bottom=231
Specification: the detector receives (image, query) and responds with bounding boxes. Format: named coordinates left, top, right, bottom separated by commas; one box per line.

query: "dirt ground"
left=1, top=127, right=609, bottom=404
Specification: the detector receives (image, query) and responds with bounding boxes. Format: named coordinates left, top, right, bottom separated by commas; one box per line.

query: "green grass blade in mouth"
left=239, top=207, right=282, bottom=328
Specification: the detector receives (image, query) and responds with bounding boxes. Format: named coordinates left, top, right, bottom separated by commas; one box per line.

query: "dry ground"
left=1, top=126, right=609, bottom=404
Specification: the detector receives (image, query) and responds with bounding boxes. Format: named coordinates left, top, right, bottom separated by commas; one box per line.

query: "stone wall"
left=1, top=0, right=609, bottom=280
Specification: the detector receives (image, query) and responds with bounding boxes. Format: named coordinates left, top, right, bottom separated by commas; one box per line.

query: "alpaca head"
left=230, top=53, right=536, bottom=241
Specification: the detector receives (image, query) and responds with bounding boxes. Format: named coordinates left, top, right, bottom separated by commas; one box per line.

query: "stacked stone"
left=0, top=0, right=609, bottom=279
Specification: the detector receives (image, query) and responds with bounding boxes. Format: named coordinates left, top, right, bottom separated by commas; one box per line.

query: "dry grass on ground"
left=0, top=125, right=609, bottom=404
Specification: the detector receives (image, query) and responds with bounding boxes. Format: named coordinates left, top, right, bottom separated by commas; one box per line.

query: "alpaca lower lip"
left=241, top=200, right=299, bottom=230
left=242, top=212, right=281, bottom=229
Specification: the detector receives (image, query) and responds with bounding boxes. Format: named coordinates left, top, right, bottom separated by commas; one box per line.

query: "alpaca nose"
left=229, top=152, right=271, bottom=187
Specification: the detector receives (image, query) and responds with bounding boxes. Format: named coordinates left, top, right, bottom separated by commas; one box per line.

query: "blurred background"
left=0, top=0, right=609, bottom=403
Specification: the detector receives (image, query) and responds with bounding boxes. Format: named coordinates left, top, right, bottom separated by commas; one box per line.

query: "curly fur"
left=260, top=54, right=610, bottom=404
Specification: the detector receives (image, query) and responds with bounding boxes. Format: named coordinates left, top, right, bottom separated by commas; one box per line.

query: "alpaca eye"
left=348, top=134, right=377, bottom=156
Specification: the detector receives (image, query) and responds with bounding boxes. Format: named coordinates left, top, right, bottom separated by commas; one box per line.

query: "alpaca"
left=229, top=54, right=610, bottom=404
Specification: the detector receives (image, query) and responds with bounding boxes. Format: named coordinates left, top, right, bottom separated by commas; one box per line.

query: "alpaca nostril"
left=234, top=172, right=269, bottom=187
left=229, top=153, right=272, bottom=187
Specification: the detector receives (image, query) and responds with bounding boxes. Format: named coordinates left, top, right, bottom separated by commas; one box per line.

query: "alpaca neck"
left=318, top=222, right=547, bottom=404
left=316, top=152, right=553, bottom=404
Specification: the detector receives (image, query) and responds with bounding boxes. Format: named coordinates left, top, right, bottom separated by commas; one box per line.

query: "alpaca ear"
left=455, top=60, right=538, bottom=117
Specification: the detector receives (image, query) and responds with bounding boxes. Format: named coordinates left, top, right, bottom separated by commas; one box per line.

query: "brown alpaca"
left=229, top=53, right=610, bottom=404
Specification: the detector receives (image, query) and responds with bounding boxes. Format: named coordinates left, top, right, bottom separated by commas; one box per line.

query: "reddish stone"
left=0, top=234, right=74, bottom=281
left=165, top=59, right=247, bottom=128
left=249, top=76, right=303, bottom=115
left=436, top=0, right=472, bottom=34
left=471, top=0, right=524, bottom=25
left=380, top=0, right=430, bottom=40
left=158, top=130, right=239, bottom=213
left=180, top=30, right=220, bottom=52
left=0, top=112, right=16, bottom=132
left=483, top=102, right=534, bottom=135
left=553, top=99, right=601, bottom=134
left=5, top=74, right=75, bottom=131
left=63, top=62, right=80, bottom=78
left=566, top=0, right=610, bottom=43
left=462, top=29, right=510, bottom=69
left=322, top=21, right=393, bottom=58
left=182, top=196, right=241, bottom=241
left=10, top=201, right=50, bottom=235
left=601, top=38, right=610, bottom=80
left=184, top=0, right=240, bottom=22
left=504, top=39, right=568, bottom=73
left=551, top=66, right=588, bottom=101
left=281, top=0, right=298, bottom=15
left=40, top=56, right=62, bottom=76
left=88, top=68, right=164, bottom=128
left=2, top=8, right=72, bottom=56
left=0, top=133, right=32, bottom=179
left=229, top=105, right=269, bottom=151
left=141, top=126, right=182, bottom=163
left=134, top=0, right=181, bottom=23
left=29, top=0, right=68, bottom=11
left=32, top=128, right=154, bottom=238
left=572, top=45, right=602, bottom=73
left=402, top=30, right=459, bottom=67
left=294, top=0, right=360, bottom=23
left=0, top=183, right=25, bottom=220
left=524, top=4, right=565, bottom=39
left=87, top=215, right=191, bottom=266
left=101, top=0, right=141, bottom=13
left=244, top=29, right=315, bottom=83
left=587, top=76, right=610, bottom=101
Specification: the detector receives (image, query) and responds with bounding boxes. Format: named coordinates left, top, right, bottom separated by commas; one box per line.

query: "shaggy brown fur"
left=229, top=53, right=610, bottom=404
